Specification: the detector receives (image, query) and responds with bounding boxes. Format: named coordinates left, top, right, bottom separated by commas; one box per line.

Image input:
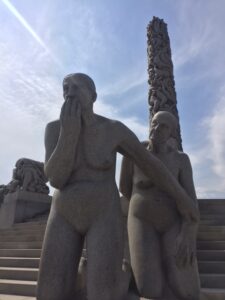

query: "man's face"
left=63, top=75, right=94, bottom=110
left=150, top=113, right=173, bottom=144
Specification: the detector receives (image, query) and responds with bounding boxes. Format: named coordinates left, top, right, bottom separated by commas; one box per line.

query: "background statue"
left=37, top=73, right=198, bottom=300
left=120, top=111, right=200, bottom=300
left=10, top=158, right=49, bottom=194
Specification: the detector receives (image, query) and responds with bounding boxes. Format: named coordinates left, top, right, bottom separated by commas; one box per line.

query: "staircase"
left=0, top=200, right=224, bottom=299
left=0, top=219, right=46, bottom=299
left=198, top=199, right=225, bottom=300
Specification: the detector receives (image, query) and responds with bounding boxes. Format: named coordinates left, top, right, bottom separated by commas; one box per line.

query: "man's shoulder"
left=45, top=120, right=60, bottom=135
left=95, top=114, right=126, bottom=131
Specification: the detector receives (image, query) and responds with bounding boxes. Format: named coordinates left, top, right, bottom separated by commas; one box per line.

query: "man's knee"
left=136, top=278, right=163, bottom=299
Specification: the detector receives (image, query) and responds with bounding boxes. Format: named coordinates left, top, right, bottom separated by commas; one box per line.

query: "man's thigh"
left=37, top=210, right=83, bottom=300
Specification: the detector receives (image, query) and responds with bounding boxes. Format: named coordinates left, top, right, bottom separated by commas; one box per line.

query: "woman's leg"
left=128, top=214, right=164, bottom=299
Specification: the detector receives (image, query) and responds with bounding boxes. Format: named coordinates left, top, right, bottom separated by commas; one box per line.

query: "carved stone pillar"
left=147, top=16, right=183, bottom=151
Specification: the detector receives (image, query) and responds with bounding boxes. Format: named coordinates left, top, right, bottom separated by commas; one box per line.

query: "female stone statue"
left=37, top=74, right=199, bottom=300
left=120, top=111, right=200, bottom=300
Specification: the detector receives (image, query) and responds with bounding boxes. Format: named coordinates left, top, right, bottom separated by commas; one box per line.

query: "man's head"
left=149, top=111, right=177, bottom=144
left=62, top=73, right=97, bottom=110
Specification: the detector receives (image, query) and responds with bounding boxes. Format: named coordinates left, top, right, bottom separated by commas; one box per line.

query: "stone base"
left=0, top=190, right=51, bottom=228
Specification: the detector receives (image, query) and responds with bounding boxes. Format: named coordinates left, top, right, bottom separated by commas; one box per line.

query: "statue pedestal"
left=0, top=190, right=51, bottom=228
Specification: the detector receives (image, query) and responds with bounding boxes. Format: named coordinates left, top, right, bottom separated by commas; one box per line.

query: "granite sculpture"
left=0, top=158, right=49, bottom=203
left=11, top=158, right=49, bottom=194
left=147, top=16, right=182, bottom=150
left=37, top=73, right=199, bottom=300
left=120, top=111, right=200, bottom=300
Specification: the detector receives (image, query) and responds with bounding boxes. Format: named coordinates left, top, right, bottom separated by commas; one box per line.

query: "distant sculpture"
left=0, top=185, right=8, bottom=205
left=0, top=158, right=48, bottom=203
left=8, top=158, right=49, bottom=194
left=120, top=111, right=200, bottom=300
left=147, top=16, right=182, bottom=150
left=37, top=73, right=199, bottom=300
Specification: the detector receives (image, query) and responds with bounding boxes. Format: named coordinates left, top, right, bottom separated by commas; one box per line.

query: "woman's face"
left=150, top=113, right=173, bottom=144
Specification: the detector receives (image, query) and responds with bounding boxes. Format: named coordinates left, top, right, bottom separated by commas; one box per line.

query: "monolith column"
left=147, top=16, right=183, bottom=150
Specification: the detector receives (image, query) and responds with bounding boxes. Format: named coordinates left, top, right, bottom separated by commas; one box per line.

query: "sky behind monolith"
left=1, top=0, right=225, bottom=198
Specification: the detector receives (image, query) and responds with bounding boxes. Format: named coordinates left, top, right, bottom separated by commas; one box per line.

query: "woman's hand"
left=175, top=223, right=197, bottom=269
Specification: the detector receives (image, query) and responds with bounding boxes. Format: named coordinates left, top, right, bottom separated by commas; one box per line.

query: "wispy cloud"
left=1, top=0, right=62, bottom=67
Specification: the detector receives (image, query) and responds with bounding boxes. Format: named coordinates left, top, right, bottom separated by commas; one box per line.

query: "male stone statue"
left=37, top=73, right=199, bottom=300
left=120, top=111, right=200, bottom=300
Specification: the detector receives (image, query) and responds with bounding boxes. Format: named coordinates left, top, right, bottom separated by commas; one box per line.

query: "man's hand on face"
left=60, top=98, right=81, bottom=133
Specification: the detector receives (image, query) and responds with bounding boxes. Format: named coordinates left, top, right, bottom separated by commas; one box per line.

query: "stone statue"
left=120, top=111, right=200, bottom=300
left=37, top=73, right=199, bottom=300
left=11, top=158, right=49, bottom=194
left=0, top=158, right=49, bottom=205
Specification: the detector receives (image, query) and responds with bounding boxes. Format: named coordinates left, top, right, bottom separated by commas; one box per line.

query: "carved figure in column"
left=37, top=73, right=198, bottom=300
left=147, top=16, right=182, bottom=151
left=120, top=111, right=200, bottom=300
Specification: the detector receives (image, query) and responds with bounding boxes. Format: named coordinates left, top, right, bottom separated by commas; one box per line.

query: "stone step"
left=197, top=250, right=225, bottom=261
left=0, top=250, right=41, bottom=258
left=201, top=274, right=225, bottom=289
left=7, top=225, right=46, bottom=232
left=199, top=201, right=225, bottom=214
left=198, top=261, right=225, bottom=274
left=200, top=214, right=225, bottom=220
left=200, top=220, right=225, bottom=226
left=0, top=229, right=45, bottom=236
left=200, top=288, right=225, bottom=300
left=198, top=232, right=225, bottom=241
left=200, top=214, right=225, bottom=221
left=197, top=241, right=225, bottom=250
left=13, top=221, right=46, bottom=228
left=0, top=242, right=42, bottom=249
left=0, top=234, right=44, bottom=243
left=0, top=258, right=39, bottom=268
left=0, top=295, right=35, bottom=299
left=0, top=267, right=38, bottom=281
left=199, top=225, right=225, bottom=232
left=0, top=279, right=36, bottom=297
left=0, top=235, right=44, bottom=243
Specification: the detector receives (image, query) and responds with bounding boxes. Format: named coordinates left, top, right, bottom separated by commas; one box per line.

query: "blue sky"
left=1, top=0, right=225, bottom=198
